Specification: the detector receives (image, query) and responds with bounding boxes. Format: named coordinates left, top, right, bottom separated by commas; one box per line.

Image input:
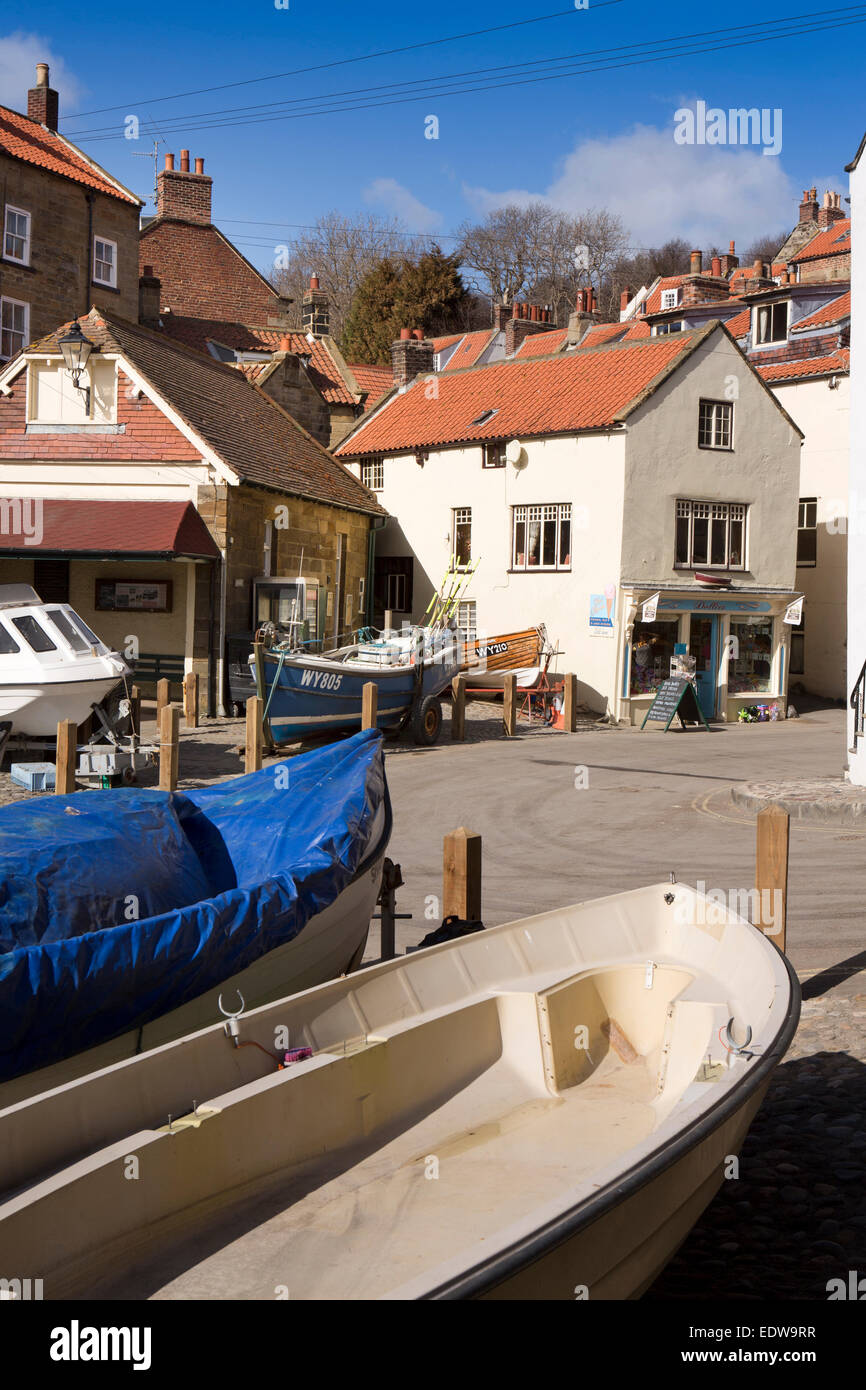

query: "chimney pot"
left=530, top=304, right=539, bottom=322
left=690, top=249, right=702, bottom=274
left=27, top=62, right=59, bottom=131
left=412, top=328, right=424, bottom=340
left=729, top=240, right=736, bottom=254
left=753, top=257, right=764, bottom=272
left=194, top=157, right=204, bottom=175
left=711, top=256, right=721, bottom=277
left=400, top=328, right=412, bottom=340
left=279, top=335, right=291, bottom=352
left=180, top=150, right=190, bottom=172
left=620, top=286, right=631, bottom=313
left=309, top=275, right=320, bottom=290
left=36, top=63, right=49, bottom=87
left=165, top=152, right=175, bottom=170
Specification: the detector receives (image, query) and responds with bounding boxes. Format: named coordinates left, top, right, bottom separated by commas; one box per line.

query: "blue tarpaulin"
left=0, top=730, right=388, bottom=1084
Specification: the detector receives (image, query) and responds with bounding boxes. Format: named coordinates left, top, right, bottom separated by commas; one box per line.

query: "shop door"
left=689, top=616, right=719, bottom=718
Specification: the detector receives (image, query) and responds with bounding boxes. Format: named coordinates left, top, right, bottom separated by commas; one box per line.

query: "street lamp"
left=58, top=320, right=94, bottom=406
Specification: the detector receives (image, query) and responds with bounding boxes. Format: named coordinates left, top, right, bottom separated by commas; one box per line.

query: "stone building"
left=0, top=308, right=385, bottom=713
left=0, top=64, right=142, bottom=356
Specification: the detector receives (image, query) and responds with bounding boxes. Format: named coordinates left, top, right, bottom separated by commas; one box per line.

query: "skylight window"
left=471, top=408, right=498, bottom=426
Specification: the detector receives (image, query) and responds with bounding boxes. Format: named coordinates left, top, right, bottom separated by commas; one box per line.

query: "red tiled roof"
left=160, top=318, right=358, bottom=405
left=0, top=500, right=220, bottom=557
left=514, top=327, right=568, bottom=357
left=26, top=310, right=385, bottom=514
left=642, top=276, right=689, bottom=315
left=348, top=363, right=393, bottom=401
left=791, top=220, right=851, bottom=261
left=440, top=329, right=497, bottom=371
left=791, top=291, right=851, bottom=332
left=431, top=333, right=464, bottom=352
left=581, top=322, right=632, bottom=347
left=620, top=321, right=652, bottom=340
left=725, top=308, right=752, bottom=338
left=757, top=349, right=849, bottom=383
left=336, top=329, right=712, bottom=457
left=0, top=105, right=140, bottom=204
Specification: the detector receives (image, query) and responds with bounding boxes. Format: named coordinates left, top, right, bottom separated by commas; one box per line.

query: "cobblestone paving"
left=647, top=987, right=866, bottom=1300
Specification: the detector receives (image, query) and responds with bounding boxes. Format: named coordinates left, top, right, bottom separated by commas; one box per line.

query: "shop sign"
left=658, top=598, right=772, bottom=614
left=641, top=677, right=711, bottom=732
left=641, top=592, right=660, bottom=623
left=589, top=587, right=616, bottom=636
left=783, top=597, right=803, bottom=625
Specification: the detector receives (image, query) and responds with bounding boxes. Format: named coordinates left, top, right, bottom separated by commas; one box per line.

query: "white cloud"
left=363, top=177, right=442, bottom=232
left=0, top=32, right=84, bottom=112
left=464, top=122, right=801, bottom=249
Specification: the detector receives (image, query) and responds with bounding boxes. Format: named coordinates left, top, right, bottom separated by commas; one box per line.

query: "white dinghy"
left=0, top=881, right=798, bottom=1300
left=0, top=585, right=128, bottom=737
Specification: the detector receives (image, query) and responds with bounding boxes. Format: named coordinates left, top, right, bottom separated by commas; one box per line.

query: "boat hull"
left=0, top=883, right=799, bottom=1299
left=264, top=655, right=418, bottom=741
left=0, top=676, right=124, bottom=737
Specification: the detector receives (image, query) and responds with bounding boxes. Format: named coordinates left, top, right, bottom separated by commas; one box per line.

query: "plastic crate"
left=10, top=762, right=57, bottom=791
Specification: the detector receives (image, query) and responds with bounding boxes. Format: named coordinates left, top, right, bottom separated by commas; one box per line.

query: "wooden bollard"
left=156, top=678, right=171, bottom=719
left=159, top=704, right=179, bottom=792
left=56, top=719, right=78, bottom=795
left=183, top=671, right=199, bottom=729
left=130, top=684, right=141, bottom=736
left=443, top=827, right=482, bottom=922
left=451, top=674, right=466, bottom=742
left=361, top=681, right=378, bottom=731
left=503, top=673, right=517, bottom=738
left=756, top=803, right=789, bottom=953
left=246, top=696, right=263, bottom=773
left=563, top=673, right=577, bottom=733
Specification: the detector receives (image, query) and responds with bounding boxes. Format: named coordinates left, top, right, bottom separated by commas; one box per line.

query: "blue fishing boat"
left=257, top=627, right=464, bottom=747
left=0, top=730, right=390, bottom=1105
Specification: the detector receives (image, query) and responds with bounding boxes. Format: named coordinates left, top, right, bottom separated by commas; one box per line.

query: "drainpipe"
left=366, top=514, right=387, bottom=626
left=217, top=546, right=228, bottom=716
left=208, top=557, right=218, bottom=717
left=84, top=192, right=95, bottom=315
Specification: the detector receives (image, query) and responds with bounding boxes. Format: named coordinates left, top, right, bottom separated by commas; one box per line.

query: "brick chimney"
left=302, top=276, right=330, bottom=338
left=505, top=303, right=555, bottom=355
left=156, top=151, right=212, bottom=224
left=620, top=286, right=631, bottom=315
left=566, top=289, right=599, bottom=345
left=818, top=190, right=846, bottom=230
left=391, top=328, right=434, bottom=387
left=799, top=187, right=819, bottom=224
left=27, top=63, right=59, bottom=131
left=138, top=266, right=161, bottom=325
left=493, top=302, right=513, bottom=332
left=720, top=240, right=739, bottom=277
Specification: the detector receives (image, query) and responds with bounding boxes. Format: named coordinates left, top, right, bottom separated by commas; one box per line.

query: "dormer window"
left=755, top=301, right=788, bottom=345
left=660, top=288, right=680, bottom=311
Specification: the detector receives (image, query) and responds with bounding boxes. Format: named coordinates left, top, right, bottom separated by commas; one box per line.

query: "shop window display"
left=728, top=619, right=773, bottom=694
left=630, top=619, right=679, bottom=694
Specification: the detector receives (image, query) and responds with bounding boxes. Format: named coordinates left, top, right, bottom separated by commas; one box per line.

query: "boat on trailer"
left=255, top=625, right=465, bottom=746
left=0, top=730, right=390, bottom=1107
left=0, top=584, right=128, bottom=738
left=0, top=880, right=798, bottom=1299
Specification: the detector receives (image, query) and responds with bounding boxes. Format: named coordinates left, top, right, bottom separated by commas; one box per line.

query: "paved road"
left=376, top=707, right=864, bottom=985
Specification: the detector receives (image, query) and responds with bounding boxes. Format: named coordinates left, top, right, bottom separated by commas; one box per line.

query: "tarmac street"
left=376, top=707, right=864, bottom=985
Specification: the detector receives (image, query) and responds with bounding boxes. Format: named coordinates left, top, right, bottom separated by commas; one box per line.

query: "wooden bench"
left=132, top=653, right=186, bottom=693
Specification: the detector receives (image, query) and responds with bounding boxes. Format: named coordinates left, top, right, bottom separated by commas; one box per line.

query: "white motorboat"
left=0, top=880, right=798, bottom=1300
left=0, top=585, right=128, bottom=737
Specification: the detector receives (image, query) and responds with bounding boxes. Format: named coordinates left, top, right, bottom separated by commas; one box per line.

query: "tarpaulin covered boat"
left=0, top=730, right=390, bottom=1105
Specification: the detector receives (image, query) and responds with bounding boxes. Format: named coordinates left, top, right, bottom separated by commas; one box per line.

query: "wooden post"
left=503, top=673, right=517, bottom=738
left=253, top=641, right=266, bottom=703
left=384, top=609, right=394, bottom=632
left=563, top=673, right=577, bottom=733
left=443, top=828, right=482, bottom=922
left=451, top=674, right=466, bottom=742
left=361, top=681, right=378, bottom=731
left=183, top=671, right=199, bottom=729
left=56, top=719, right=77, bottom=795
left=245, top=695, right=263, bottom=773
left=130, top=685, right=141, bottom=736
left=156, top=678, right=170, bottom=719
left=756, top=803, right=789, bottom=952
left=159, top=704, right=179, bottom=792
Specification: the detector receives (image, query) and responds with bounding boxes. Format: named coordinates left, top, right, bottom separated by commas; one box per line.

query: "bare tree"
left=742, top=230, right=790, bottom=266
left=270, top=211, right=428, bottom=340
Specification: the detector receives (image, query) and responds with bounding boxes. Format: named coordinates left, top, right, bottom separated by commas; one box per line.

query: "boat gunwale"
left=421, top=940, right=801, bottom=1300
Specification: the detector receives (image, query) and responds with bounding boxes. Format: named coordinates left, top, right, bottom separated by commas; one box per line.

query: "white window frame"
left=512, top=503, right=572, bottom=572
left=754, top=300, right=789, bottom=346
left=361, top=457, right=384, bottom=491
left=452, top=507, right=472, bottom=570
left=698, top=399, right=733, bottom=450
left=0, top=296, right=29, bottom=361
left=457, top=599, right=476, bottom=638
left=3, top=206, right=31, bottom=266
left=92, top=236, right=117, bottom=288
left=660, top=288, right=680, bottom=311
left=483, top=440, right=507, bottom=468
left=675, top=499, right=747, bottom=570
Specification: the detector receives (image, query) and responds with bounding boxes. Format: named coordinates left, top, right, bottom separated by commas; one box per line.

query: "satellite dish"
left=505, top=439, right=524, bottom=465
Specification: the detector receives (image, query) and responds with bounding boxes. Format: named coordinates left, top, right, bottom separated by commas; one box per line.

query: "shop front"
left=619, top=589, right=796, bottom=725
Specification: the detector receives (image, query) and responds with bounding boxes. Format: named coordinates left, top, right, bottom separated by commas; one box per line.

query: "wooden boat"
left=466, top=625, right=549, bottom=690
left=0, top=880, right=798, bottom=1299
left=0, top=730, right=390, bottom=1108
left=257, top=626, right=463, bottom=746
left=0, top=584, right=129, bottom=737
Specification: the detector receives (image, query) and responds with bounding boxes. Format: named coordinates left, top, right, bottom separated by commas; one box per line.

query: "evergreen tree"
left=341, top=247, right=470, bottom=365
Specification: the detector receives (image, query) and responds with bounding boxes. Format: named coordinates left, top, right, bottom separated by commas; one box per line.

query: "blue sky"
left=2, top=1, right=864, bottom=272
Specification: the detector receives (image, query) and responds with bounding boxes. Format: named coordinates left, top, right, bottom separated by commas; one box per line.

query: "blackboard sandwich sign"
left=641, top=677, right=710, bottom=731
